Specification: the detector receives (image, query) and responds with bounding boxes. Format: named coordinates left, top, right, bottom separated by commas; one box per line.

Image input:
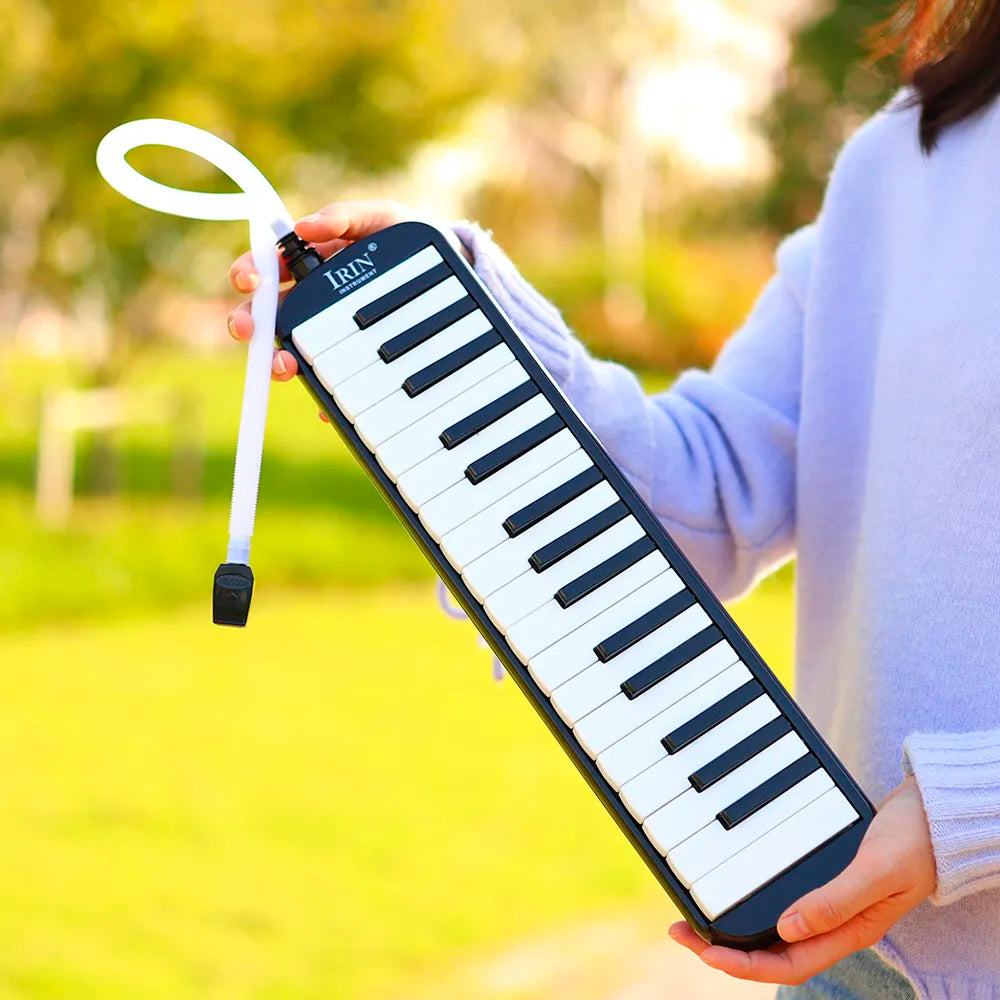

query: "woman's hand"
left=669, top=775, right=936, bottom=986
left=226, top=200, right=421, bottom=411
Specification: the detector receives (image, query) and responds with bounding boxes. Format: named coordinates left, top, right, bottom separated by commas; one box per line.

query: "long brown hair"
left=873, top=0, right=1000, bottom=151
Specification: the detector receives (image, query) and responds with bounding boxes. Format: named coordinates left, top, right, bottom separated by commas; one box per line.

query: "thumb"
left=777, top=844, right=894, bottom=943
left=295, top=200, right=413, bottom=244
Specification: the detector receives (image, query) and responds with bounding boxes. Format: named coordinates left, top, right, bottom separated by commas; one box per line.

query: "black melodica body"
left=275, top=221, right=875, bottom=950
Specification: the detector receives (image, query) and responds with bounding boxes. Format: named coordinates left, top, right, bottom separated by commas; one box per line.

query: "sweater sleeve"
left=450, top=220, right=816, bottom=601
left=902, top=731, right=1000, bottom=905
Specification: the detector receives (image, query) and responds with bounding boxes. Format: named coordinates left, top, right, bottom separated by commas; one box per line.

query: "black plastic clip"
left=213, top=563, right=254, bottom=627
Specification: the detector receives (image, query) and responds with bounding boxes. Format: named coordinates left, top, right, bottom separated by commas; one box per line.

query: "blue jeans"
left=775, top=948, right=916, bottom=1000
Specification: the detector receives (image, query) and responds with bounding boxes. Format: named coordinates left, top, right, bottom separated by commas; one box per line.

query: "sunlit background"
left=0, top=1, right=895, bottom=997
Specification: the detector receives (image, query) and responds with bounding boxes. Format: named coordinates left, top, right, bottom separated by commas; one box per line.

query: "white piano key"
left=642, top=731, right=809, bottom=856
left=291, top=245, right=443, bottom=362
left=484, top=517, right=646, bottom=628
left=313, top=275, right=468, bottom=390
left=669, top=768, right=835, bottom=888
left=506, top=552, right=669, bottom=662
left=461, top=483, right=619, bottom=600
left=419, top=429, right=579, bottom=541
left=689, top=786, right=858, bottom=920
left=439, top=451, right=594, bottom=570
left=594, top=662, right=753, bottom=787
left=550, top=605, right=720, bottom=726
left=333, top=307, right=493, bottom=418
left=375, top=364, right=528, bottom=481
left=618, top=695, right=782, bottom=821
left=573, top=637, right=745, bottom=760
left=354, top=345, right=514, bottom=447
left=526, top=571, right=685, bottom=693
left=396, top=395, right=555, bottom=509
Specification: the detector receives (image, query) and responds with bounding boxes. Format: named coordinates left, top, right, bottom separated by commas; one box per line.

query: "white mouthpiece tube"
left=96, top=118, right=295, bottom=567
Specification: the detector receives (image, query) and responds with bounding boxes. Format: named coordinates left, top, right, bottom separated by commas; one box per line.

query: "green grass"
left=0, top=581, right=792, bottom=1000
left=0, top=350, right=432, bottom=631
left=0, top=342, right=798, bottom=996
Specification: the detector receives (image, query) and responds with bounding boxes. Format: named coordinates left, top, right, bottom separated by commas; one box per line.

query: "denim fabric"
left=775, top=949, right=917, bottom=1000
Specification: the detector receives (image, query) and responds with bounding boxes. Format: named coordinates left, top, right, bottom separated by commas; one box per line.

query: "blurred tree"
left=0, top=0, right=507, bottom=381
left=759, top=1, right=900, bottom=232
left=467, top=0, right=675, bottom=331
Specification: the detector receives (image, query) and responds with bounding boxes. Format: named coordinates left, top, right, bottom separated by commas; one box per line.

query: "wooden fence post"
left=35, top=388, right=204, bottom=527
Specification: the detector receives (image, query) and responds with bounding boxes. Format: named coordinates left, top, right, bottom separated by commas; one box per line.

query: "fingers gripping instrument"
left=96, top=118, right=318, bottom=625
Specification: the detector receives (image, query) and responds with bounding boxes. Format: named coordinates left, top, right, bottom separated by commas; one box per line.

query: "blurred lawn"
left=0, top=345, right=795, bottom=997
left=0, top=581, right=791, bottom=999
left=0, top=349, right=432, bottom=631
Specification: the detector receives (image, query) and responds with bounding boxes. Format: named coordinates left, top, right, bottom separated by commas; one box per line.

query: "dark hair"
left=872, top=0, right=1000, bottom=151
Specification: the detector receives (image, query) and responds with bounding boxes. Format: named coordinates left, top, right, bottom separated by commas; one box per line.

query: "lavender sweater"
left=451, top=91, right=1000, bottom=998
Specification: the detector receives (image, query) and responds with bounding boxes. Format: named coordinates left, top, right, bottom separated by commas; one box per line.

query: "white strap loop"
left=96, top=118, right=292, bottom=227
left=96, top=118, right=295, bottom=565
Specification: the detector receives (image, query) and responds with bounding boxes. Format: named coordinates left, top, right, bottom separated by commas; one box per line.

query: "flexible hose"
left=96, top=118, right=294, bottom=567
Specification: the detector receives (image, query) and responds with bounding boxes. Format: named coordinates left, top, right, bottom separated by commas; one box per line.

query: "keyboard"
left=275, top=221, right=875, bottom=950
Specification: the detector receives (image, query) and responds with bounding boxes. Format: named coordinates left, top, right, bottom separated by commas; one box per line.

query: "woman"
left=226, top=2, right=1000, bottom=996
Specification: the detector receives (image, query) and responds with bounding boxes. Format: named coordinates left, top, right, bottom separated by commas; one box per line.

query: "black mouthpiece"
left=277, top=232, right=324, bottom=282
left=213, top=563, right=254, bottom=627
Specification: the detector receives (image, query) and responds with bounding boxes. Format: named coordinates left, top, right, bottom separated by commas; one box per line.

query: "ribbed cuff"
left=449, top=220, right=577, bottom=386
left=903, top=729, right=1000, bottom=905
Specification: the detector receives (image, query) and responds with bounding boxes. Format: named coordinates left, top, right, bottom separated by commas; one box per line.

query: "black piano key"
left=465, top=414, right=564, bottom=485
left=378, top=296, right=476, bottom=363
left=688, top=716, right=793, bottom=792
left=662, top=678, right=764, bottom=755
left=621, top=624, right=723, bottom=701
left=596, top=589, right=697, bottom=663
left=555, top=537, right=657, bottom=609
left=403, top=330, right=502, bottom=397
left=718, top=755, right=822, bottom=830
left=529, top=501, right=628, bottom=573
left=503, top=466, right=604, bottom=538
left=440, top=380, right=540, bottom=449
left=355, top=260, right=452, bottom=328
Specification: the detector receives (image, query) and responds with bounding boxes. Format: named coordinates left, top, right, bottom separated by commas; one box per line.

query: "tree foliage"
left=0, top=0, right=506, bottom=367
left=759, top=1, right=900, bottom=232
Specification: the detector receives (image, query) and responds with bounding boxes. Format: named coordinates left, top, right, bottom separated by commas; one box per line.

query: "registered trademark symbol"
left=367, top=242, right=377, bottom=252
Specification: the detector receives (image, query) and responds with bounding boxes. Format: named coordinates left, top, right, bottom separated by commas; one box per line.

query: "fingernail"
left=234, top=269, right=259, bottom=293
left=668, top=925, right=680, bottom=940
left=226, top=315, right=238, bottom=340
left=299, top=213, right=320, bottom=224
left=777, top=911, right=808, bottom=941
left=274, top=354, right=288, bottom=376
